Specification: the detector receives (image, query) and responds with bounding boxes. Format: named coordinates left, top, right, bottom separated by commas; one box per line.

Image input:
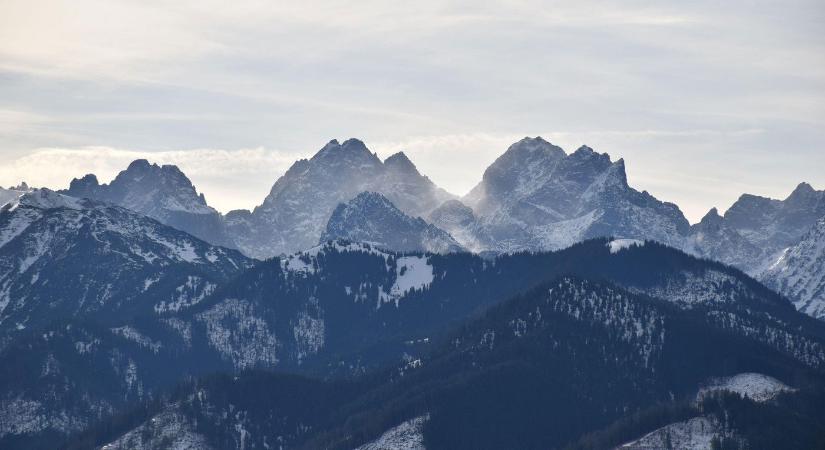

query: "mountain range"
left=49, top=136, right=825, bottom=321
left=0, top=136, right=824, bottom=449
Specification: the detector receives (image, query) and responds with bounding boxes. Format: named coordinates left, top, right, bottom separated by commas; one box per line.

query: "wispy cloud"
left=0, top=0, right=823, bottom=222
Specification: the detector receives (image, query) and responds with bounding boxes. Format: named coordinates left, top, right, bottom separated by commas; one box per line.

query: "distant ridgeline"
left=0, top=136, right=823, bottom=449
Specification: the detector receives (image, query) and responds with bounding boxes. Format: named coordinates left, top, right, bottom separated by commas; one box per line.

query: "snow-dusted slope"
left=760, top=218, right=825, bottom=319
left=63, top=160, right=234, bottom=248
left=322, top=192, right=464, bottom=254
left=0, top=189, right=251, bottom=338
left=460, top=137, right=689, bottom=253
left=688, top=182, right=825, bottom=275
left=226, top=140, right=454, bottom=258
left=101, top=409, right=211, bottom=450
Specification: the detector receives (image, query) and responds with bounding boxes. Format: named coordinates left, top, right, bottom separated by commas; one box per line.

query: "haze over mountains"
left=48, top=136, right=825, bottom=321
left=1, top=136, right=824, bottom=449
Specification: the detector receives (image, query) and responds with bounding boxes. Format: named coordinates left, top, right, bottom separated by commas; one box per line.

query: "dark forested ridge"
left=63, top=275, right=825, bottom=450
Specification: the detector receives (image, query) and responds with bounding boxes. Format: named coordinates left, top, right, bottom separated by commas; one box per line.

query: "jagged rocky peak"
left=66, top=173, right=101, bottom=197
left=789, top=181, right=815, bottom=195
left=510, top=136, right=565, bottom=156
left=696, top=207, right=724, bottom=230
left=118, top=159, right=197, bottom=190
left=234, top=137, right=454, bottom=258
left=566, top=144, right=616, bottom=179
left=59, top=159, right=235, bottom=249
left=383, top=151, right=419, bottom=174
left=312, top=137, right=382, bottom=166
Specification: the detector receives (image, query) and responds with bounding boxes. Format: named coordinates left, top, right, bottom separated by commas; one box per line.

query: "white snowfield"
left=607, top=238, right=645, bottom=254
left=697, top=372, right=793, bottom=402
left=354, top=414, right=428, bottom=450
left=281, top=241, right=435, bottom=308
left=384, top=256, right=434, bottom=305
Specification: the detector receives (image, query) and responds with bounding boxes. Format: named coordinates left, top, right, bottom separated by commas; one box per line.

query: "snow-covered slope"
left=226, top=140, right=454, bottom=258
left=459, top=137, right=690, bottom=252
left=63, top=160, right=234, bottom=248
left=0, top=183, right=32, bottom=209
left=697, top=373, right=793, bottom=403
left=622, top=373, right=792, bottom=450
left=619, top=416, right=733, bottom=450
left=760, top=218, right=825, bottom=319
left=322, top=192, right=464, bottom=254
left=355, top=415, right=428, bottom=450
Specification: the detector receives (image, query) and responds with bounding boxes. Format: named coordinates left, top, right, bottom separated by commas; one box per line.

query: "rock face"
left=458, top=137, right=690, bottom=252
left=760, top=218, right=825, bottom=319
left=226, top=139, right=454, bottom=258
left=687, top=182, right=825, bottom=275
left=62, top=160, right=234, bottom=248
left=321, top=192, right=464, bottom=254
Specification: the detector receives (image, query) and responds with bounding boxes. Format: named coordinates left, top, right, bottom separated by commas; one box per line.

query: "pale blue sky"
left=1, top=0, right=823, bottom=221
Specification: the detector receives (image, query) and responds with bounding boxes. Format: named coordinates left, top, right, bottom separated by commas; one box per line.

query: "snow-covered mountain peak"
left=321, top=191, right=464, bottom=253
left=235, top=139, right=453, bottom=258
left=458, top=138, right=689, bottom=252
left=61, top=160, right=234, bottom=248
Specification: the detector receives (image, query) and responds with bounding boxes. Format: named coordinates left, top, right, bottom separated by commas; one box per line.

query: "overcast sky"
left=1, top=0, right=823, bottom=222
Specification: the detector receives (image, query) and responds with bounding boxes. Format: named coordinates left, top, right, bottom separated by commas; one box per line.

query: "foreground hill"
left=82, top=276, right=825, bottom=449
